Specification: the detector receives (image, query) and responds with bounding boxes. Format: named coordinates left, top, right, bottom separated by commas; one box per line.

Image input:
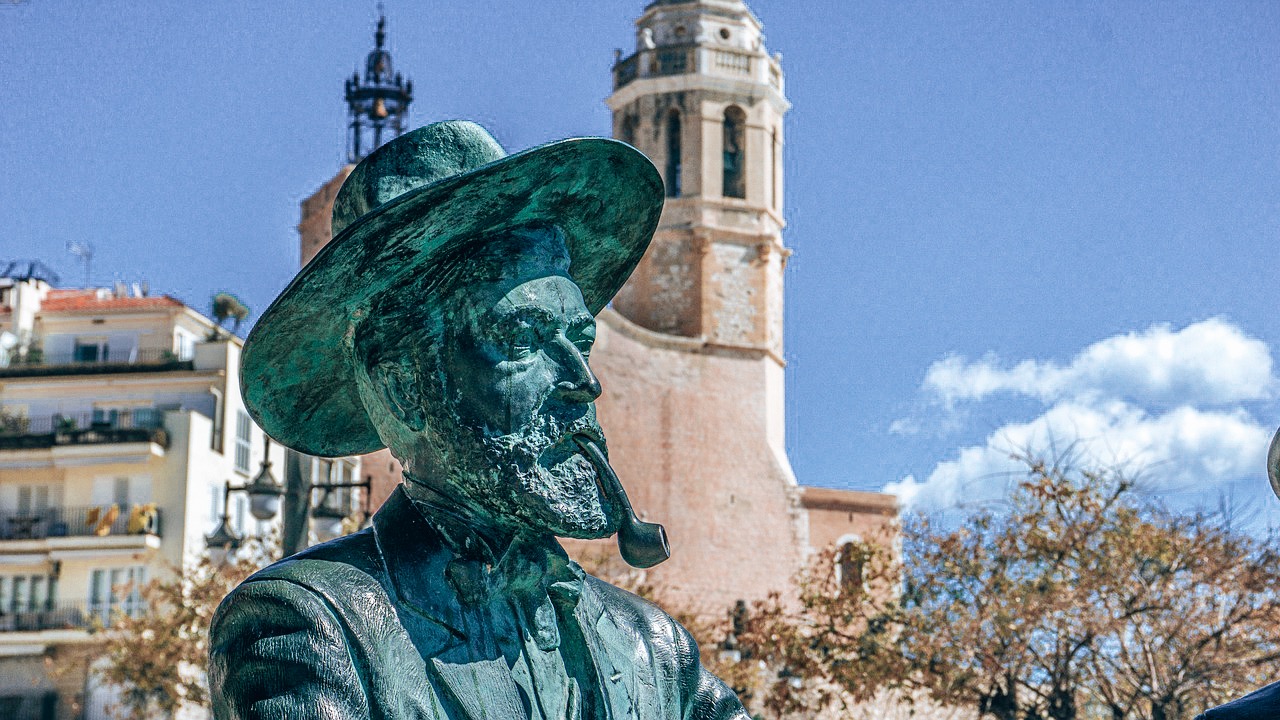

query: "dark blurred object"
left=1196, top=680, right=1280, bottom=719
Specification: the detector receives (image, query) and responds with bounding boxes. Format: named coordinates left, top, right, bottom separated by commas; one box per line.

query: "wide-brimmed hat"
left=240, top=120, right=664, bottom=458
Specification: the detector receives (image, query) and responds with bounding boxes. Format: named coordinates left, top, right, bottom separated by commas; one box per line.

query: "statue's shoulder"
left=234, top=528, right=391, bottom=609
left=580, top=572, right=700, bottom=658
left=579, top=572, right=724, bottom=711
left=581, top=573, right=676, bottom=630
left=1199, top=680, right=1280, bottom=719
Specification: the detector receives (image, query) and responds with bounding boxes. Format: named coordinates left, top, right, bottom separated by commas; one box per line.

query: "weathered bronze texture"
left=209, top=121, right=749, bottom=719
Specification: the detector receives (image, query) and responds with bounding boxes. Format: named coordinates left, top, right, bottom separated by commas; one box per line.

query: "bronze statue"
left=209, top=121, right=749, bottom=719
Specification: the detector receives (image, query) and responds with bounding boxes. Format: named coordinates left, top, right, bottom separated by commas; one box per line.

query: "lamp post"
left=205, top=433, right=371, bottom=561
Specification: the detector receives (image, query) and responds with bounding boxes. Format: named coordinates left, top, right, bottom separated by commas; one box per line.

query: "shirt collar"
left=403, top=480, right=584, bottom=608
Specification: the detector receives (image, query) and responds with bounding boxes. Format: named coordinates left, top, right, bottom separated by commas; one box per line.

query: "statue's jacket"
left=209, top=487, right=748, bottom=720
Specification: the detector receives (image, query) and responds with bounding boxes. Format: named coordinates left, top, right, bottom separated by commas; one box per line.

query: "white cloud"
left=887, top=319, right=1278, bottom=510
left=921, top=318, right=1275, bottom=408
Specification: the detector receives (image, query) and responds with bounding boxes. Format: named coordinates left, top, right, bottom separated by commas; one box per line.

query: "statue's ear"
left=368, top=361, right=426, bottom=432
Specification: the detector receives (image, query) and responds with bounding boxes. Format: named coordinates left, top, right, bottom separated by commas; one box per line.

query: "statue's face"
left=392, top=228, right=616, bottom=539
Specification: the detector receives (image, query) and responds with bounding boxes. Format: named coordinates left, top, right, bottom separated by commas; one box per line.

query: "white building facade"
left=0, top=262, right=295, bottom=720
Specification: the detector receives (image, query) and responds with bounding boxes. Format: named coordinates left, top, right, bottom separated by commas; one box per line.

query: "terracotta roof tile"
left=40, top=290, right=185, bottom=313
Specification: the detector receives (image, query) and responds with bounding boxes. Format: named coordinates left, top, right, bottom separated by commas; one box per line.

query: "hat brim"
left=240, top=137, right=664, bottom=458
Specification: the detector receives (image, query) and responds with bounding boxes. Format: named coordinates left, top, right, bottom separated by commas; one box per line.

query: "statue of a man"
left=209, top=121, right=750, bottom=720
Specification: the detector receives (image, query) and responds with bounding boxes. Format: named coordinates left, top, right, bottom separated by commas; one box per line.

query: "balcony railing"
left=0, top=600, right=95, bottom=632
left=614, top=44, right=698, bottom=89
left=0, top=503, right=162, bottom=540
left=0, top=412, right=169, bottom=450
left=612, top=45, right=784, bottom=92
left=0, top=347, right=194, bottom=378
left=0, top=600, right=146, bottom=632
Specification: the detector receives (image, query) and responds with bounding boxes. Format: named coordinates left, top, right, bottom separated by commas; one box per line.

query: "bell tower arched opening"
left=722, top=105, right=747, bottom=199
left=665, top=109, right=683, bottom=198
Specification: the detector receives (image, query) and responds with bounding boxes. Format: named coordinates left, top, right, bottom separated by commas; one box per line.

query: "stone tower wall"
left=582, top=309, right=808, bottom=612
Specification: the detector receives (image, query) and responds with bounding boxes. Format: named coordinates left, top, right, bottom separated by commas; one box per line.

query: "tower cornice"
left=606, top=71, right=790, bottom=116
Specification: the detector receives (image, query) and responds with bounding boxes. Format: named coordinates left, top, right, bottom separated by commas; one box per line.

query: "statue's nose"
left=552, top=335, right=601, bottom=403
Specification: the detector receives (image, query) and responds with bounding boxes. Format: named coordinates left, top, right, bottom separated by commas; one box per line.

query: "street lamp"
left=205, top=433, right=285, bottom=560
left=203, top=508, right=242, bottom=566
left=246, top=437, right=284, bottom=520
left=311, top=486, right=349, bottom=543
left=205, top=432, right=371, bottom=558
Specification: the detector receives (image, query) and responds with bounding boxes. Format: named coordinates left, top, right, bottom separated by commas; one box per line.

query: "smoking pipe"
left=573, top=435, right=671, bottom=569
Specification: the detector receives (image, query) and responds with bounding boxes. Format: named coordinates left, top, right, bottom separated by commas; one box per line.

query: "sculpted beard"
left=431, top=396, right=614, bottom=539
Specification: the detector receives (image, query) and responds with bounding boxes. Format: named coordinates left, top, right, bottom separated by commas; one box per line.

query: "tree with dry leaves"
left=1081, top=497, right=1280, bottom=720
left=93, top=550, right=268, bottom=720
left=724, top=456, right=1280, bottom=720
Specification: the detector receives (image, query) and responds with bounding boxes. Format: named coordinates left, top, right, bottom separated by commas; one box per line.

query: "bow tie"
left=441, top=537, right=585, bottom=653
left=442, top=541, right=584, bottom=608
left=405, top=490, right=586, bottom=650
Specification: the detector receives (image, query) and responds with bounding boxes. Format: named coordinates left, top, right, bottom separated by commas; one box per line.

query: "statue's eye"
left=507, top=325, right=539, bottom=360
left=570, top=325, right=595, bottom=358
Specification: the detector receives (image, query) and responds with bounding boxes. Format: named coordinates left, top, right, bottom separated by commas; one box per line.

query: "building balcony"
left=0, top=600, right=147, bottom=636
left=613, top=44, right=782, bottom=92
left=0, top=347, right=194, bottom=379
left=0, top=502, right=161, bottom=541
left=0, top=600, right=98, bottom=633
left=0, top=412, right=169, bottom=451
left=614, top=44, right=696, bottom=88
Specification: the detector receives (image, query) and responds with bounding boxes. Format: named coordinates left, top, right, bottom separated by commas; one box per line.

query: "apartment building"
left=0, top=261, right=294, bottom=720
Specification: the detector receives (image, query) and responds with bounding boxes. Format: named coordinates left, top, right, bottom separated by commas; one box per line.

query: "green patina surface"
left=209, top=121, right=748, bottom=719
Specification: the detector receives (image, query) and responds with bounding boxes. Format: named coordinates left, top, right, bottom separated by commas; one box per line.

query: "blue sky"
left=2, top=1, right=1278, bottom=521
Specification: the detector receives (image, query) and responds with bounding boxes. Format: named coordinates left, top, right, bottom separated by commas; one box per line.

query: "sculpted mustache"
left=477, top=411, right=603, bottom=451
left=519, top=407, right=603, bottom=447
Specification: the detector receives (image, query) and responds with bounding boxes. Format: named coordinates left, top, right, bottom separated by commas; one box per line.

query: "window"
left=113, top=477, right=130, bottom=507
left=212, top=388, right=225, bottom=452
left=234, top=411, right=252, bottom=473
left=89, top=566, right=146, bottom=624
left=665, top=110, right=682, bottom=198
left=91, top=408, right=119, bottom=427
left=210, top=485, right=223, bottom=523
left=16, top=485, right=49, bottom=516
left=73, top=339, right=108, bottom=363
left=0, top=574, right=51, bottom=614
left=837, top=542, right=865, bottom=597
left=723, top=106, right=747, bottom=199
left=233, top=494, right=247, bottom=536
left=620, top=114, right=639, bottom=147
left=11, top=576, right=26, bottom=613
left=175, top=330, right=196, bottom=361
left=771, top=127, right=780, bottom=209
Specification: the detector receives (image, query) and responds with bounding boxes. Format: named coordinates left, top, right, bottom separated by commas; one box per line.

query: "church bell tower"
left=300, top=14, right=413, bottom=267
left=607, top=0, right=789, bottom=358
left=583, top=1, right=833, bottom=613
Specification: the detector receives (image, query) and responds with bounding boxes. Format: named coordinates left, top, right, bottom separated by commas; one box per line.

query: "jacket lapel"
left=430, top=656, right=528, bottom=720
left=373, top=488, right=468, bottom=646
left=575, top=584, right=639, bottom=719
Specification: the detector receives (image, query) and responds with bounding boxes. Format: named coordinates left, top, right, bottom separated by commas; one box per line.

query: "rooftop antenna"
left=66, top=241, right=94, bottom=288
